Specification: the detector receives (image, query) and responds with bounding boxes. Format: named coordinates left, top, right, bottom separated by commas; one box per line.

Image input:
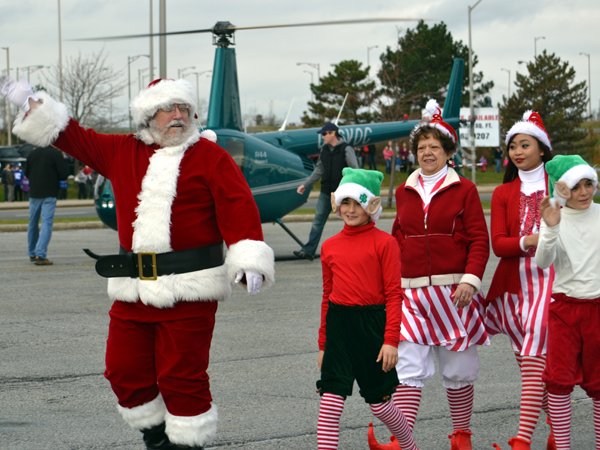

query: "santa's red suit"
left=12, top=80, right=275, bottom=448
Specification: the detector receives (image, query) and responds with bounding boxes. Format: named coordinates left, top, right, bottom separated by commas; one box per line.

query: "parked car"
left=0, top=146, right=26, bottom=171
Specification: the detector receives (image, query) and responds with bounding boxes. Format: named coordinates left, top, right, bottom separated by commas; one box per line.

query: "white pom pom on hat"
left=200, top=129, right=217, bottom=143
left=505, top=110, right=552, bottom=150
left=414, top=99, right=457, bottom=143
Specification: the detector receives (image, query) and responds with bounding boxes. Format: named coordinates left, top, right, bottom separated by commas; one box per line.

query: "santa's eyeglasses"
left=162, top=104, right=190, bottom=113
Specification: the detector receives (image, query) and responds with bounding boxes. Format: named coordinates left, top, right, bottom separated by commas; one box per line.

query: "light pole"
left=178, top=66, right=195, bottom=79
left=149, top=0, right=154, bottom=82
left=185, top=70, right=211, bottom=110
left=501, top=68, right=511, bottom=98
left=57, top=0, right=63, bottom=102
left=22, top=65, right=46, bottom=83
left=139, top=68, right=149, bottom=93
left=159, top=0, right=166, bottom=78
left=534, top=36, right=545, bottom=58
left=1, top=46, right=10, bottom=145
left=303, top=70, right=314, bottom=103
left=127, top=54, right=150, bottom=131
left=367, top=45, right=378, bottom=73
left=297, top=62, right=320, bottom=85
left=468, top=0, right=483, bottom=184
left=580, top=52, right=592, bottom=118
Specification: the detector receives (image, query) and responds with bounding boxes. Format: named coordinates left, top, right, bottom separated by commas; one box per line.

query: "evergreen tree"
left=377, top=21, right=493, bottom=122
left=500, top=51, right=587, bottom=152
left=301, top=60, right=376, bottom=127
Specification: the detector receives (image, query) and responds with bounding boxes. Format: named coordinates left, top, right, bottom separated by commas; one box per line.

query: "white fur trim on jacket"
left=106, top=130, right=233, bottom=307
left=117, top=394, right=167, bottom=430
left=226, top=239, right=275, bottom=290
left=165, top=404, right=218, bottom=447
left=12, top=91, right=69, bottom=147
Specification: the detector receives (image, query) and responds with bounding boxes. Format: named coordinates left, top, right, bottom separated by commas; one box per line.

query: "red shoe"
left=546, top=415, right=557, bottom=450
left=368, top=423, right=402, bottom=450
left=492, top=444, right=502, bottom=450
left=448, top=429, right=473, bottom=450
left=508, top=436, right=531, bottom=450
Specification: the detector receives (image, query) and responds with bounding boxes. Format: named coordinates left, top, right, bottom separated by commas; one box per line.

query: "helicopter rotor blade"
left=70, top=17, right=431, bottom=42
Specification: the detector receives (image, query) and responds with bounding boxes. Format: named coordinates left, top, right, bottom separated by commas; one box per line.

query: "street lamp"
left=57, top=0, right=63, bottom=102
left=303, top=70, right=314, bottom=103
left=178, top=66, right=195, bottom=79
left=501, top=68, right=511, bottom=98
left=21, top=65, right=46, bottom=83
left=468, top=0, right=483, bottom=184
left=297, top=62, right=320, bottom=85
left=367, top=45, right=378, bottom=72
left=127, top=54, right=150, bottom=131
left=580, top=52, right=592, bottom=118
left=184, top=70, right=212, bottom=111
left=139, top=68, right=149, bottom=93
left=1, top=46, right=10, bottom=145
left=534, top=36, right=545, bottom=58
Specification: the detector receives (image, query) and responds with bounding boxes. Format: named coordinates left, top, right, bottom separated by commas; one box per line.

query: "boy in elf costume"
left=535, top=155, right=600, bottom=450
left=316, top=168, right=419, bottom=450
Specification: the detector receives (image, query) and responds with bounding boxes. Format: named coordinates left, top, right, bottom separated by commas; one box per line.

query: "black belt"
left=95, top=242, right=224, bottom=280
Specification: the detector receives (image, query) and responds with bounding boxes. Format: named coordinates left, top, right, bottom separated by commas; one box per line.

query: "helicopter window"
left=225, top=139, right=245, bottom=172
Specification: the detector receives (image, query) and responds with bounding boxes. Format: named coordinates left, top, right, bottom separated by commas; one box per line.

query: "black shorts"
left=317, top=302, right=399, bottom=404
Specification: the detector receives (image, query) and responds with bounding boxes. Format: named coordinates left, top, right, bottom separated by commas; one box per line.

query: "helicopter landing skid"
left=274, top=218, right=306, bottom=248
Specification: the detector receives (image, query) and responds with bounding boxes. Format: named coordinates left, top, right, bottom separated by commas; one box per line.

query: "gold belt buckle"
left=137, top=252, right=158, bottom=280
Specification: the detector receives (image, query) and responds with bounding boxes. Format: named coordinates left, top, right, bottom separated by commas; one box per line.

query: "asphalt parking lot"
left=0, top=218, right=594, bottom=449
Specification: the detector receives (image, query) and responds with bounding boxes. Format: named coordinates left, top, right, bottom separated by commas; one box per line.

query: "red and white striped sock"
left=515, top=352, right=524, bottom=370
left=517, top=356, right=547, bottom=441
left=548, top=392, right=571, bottom=450
left=318, top=393, right=345, bottom=450
left=446, top=385, right=474, bottom=431
left=370, top=400, right=418, bottom=450
left=392, top=385, right=422, bottom=431
left=593, top=398, right=600, bottom=450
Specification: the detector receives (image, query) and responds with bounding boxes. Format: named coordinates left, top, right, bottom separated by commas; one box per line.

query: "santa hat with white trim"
left=411, top=99, right=458, bottom=146
left=545, top=154, right=598, bottom=207
left=505, top=110, right=552, bottom=150
left=331, top=168, right=384, bottom=222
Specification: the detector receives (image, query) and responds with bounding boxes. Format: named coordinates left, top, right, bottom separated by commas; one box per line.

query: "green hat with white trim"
left=546, top=155, right=598, bottom=205
left=331, top=168, right=384, bottom=221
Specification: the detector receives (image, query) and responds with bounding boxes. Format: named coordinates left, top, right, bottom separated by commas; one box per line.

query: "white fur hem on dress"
left=117, top=394, right=167, bottom=430
left=165, top=404, right=218, bottom=447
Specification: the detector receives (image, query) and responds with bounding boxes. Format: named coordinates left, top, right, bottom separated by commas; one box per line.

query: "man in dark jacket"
left=294, top=123, right=358, bottom=260
left=25, top=145, right=70, bottom=265
left=3, top=163, right=15, bottom=202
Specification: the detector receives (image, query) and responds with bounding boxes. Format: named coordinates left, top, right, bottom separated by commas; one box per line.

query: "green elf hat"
left=331, top=168, right=384, bottom=221
left=546, top=154, right=598, bottom=206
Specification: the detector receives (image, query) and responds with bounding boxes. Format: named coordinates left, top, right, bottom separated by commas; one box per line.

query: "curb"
left=0, top=221, right=108, bottom=233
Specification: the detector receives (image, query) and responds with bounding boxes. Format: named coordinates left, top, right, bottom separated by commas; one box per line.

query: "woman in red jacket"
left=484, top=111, right=555, bottom=450
left=380, top=100, right=490, bottom=450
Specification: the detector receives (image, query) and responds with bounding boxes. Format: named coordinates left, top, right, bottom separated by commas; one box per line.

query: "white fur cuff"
left=226, top=239, right=275, bottom=290
left=12, top=91, right=70, bottom=147
left=460, top=273, right=482, bottom=295
left=165, top=404, right=218, bottom=447
left=117, top=394, right=167, bottom=430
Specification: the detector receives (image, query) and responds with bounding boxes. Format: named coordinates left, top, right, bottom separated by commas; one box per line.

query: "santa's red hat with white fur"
left=505, top=110, right=552, bottom=150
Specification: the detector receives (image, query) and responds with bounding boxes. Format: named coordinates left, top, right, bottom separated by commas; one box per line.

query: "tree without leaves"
left=499, top=51, right=587, bottom=153
left=44, top=49, right=127, bottom=130
left=377, top=21, right=493, bottom=122
left=301, top=60, right=376, bottom=127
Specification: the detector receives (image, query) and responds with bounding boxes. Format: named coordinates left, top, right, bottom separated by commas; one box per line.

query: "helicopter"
left=89, top=20, right=465, bottom=244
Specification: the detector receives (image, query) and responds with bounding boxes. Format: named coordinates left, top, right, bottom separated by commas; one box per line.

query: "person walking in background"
left=494, top=146, right=504, bottom=173
left=294, top=122, right=358, bottom=261
left=479, top=155, right=487, bottom=172
left=3, top=163, right=15, bottom=202
left=25, top=145, right=70, bottom=265
left=483, top=111, right=555, bottom=450
left=367, top=143, right=377, bottom=170
left=407, top=149, right=416, bottom=175
left=383, top=142, right=394, bottom=174
left=13, top=163, right=24, bottom=201
left=75, top=167, right=88, bottom=199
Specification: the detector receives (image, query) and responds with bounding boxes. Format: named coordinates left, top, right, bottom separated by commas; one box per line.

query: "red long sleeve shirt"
left=318, top=222, right=403, bottom=350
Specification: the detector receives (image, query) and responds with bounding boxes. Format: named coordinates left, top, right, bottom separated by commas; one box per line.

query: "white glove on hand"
left=0, top=72, right=39, bottom=112
left=235, top=270, right=263, bottom=296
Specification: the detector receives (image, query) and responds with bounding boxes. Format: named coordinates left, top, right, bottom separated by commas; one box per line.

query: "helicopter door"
left=224, top=139, right=245, bottom=172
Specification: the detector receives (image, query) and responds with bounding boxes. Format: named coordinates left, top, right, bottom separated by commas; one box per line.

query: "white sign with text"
left=458, top=107, right=500, bottom=147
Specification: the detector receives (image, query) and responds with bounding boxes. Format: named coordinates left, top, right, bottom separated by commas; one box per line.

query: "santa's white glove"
left=235, top=270, right=263, bottom=296
left=0, top=72, right=39, bottom=112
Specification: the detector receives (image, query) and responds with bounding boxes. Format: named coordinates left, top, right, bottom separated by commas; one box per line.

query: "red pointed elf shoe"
left=448, top=429, right=473, bottom=450
left=368, top=423, right=402, bottom=450
left=546, top=415, right=557, bottom=450
left=492, top=444, right=502, bottom=450
left=507, top=436, right=531, bottom=450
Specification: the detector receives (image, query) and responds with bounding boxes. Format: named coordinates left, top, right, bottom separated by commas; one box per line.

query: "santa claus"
left=0, top=74, right=275, bottom=450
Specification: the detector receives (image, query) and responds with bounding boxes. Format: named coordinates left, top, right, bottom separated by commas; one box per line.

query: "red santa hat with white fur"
left=505, top=110, right=552, bottom=150
left=411, top=99, right=457, bottom=145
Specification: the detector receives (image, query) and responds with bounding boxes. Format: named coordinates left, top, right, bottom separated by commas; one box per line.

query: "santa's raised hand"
left=0, top=72, right=39, bottom=112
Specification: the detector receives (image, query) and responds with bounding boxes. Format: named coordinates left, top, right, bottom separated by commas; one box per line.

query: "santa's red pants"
left=104, top=299, right=218, bottom=417
left=543, top=294, right=600, bottom=399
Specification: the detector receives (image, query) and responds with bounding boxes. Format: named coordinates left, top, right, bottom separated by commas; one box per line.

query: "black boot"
left=142, top=422, right=170, bottom=450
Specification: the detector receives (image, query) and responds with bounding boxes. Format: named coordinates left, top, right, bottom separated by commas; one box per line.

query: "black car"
left=0, top=145, right=26, bottom=170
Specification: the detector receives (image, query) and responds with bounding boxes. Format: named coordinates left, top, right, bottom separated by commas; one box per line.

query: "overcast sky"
left=0, top=0, right=598, bottom=126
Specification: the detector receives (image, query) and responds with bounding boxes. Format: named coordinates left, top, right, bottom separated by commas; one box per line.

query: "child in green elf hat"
left=536, top=154, right=600, bottom=450
left=315, top=167, right=419, bottom=450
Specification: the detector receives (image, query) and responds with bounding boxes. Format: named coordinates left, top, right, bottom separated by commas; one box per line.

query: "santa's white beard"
left=148, top=119, right=196, bottom=148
